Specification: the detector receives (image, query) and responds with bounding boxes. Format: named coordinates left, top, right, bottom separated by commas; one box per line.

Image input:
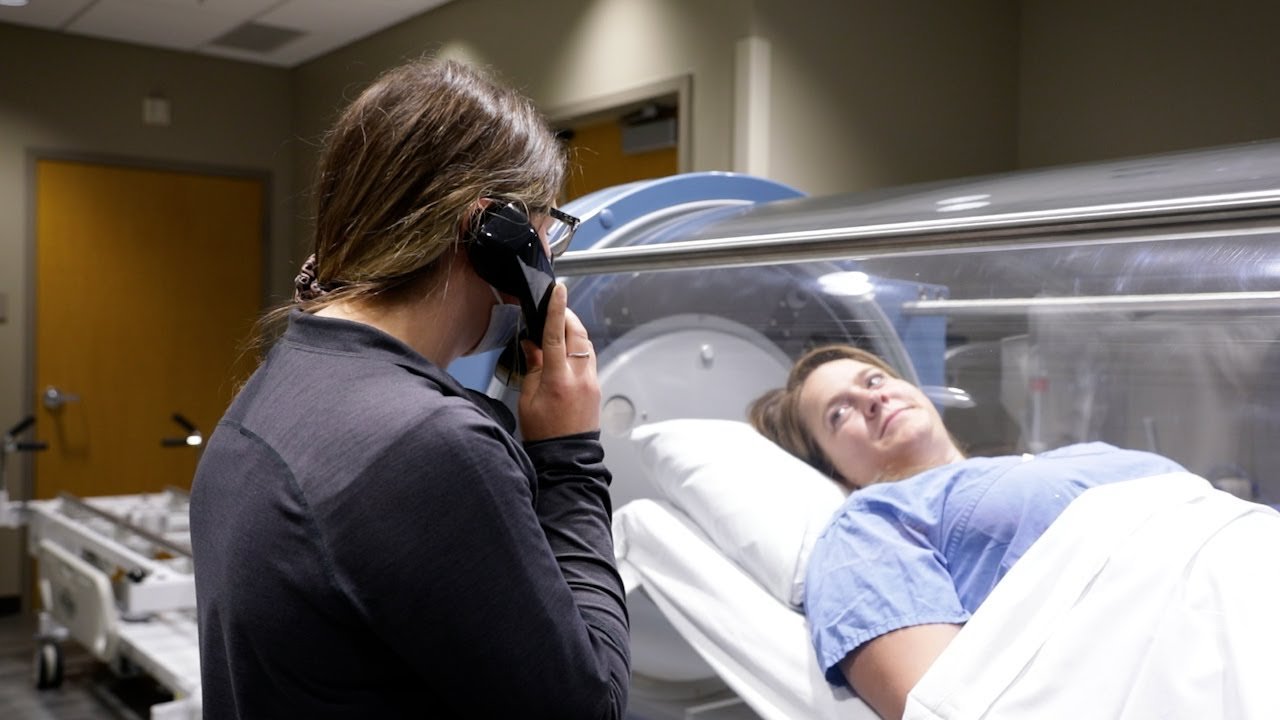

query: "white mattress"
left=614, top=499, right=875, bottom=720
left=115, top=610, right=202, bottom=698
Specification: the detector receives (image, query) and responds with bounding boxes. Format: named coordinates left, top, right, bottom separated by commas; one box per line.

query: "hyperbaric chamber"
left=448, top=172, right=950, bottom=688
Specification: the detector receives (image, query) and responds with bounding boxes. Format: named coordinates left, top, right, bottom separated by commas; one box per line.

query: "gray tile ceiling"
left=0, top=0, right=454, bottom=67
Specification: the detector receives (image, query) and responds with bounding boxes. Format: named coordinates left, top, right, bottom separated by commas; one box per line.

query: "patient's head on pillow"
left=631, top=418, right=845, bottom=608
left=749, top=345, right=901, bottom=486
left=750, top=344, right=963, bottom=491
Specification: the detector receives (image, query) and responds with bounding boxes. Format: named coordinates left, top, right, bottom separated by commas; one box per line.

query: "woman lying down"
left=750, top=344, right=1280, bottom=720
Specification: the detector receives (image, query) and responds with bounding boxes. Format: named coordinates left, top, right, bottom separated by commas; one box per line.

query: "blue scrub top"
left=804, top=442, right=1186, bottom=687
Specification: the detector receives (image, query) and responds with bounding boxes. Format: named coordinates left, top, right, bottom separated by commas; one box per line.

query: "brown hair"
left=309, top=56, right=564, bottom=303
left=255, top=56, right=565, bottom=350
left=748, top=344, right=902, bottom=483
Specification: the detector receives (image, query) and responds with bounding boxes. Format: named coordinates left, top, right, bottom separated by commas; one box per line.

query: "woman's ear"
left=458, top=197, right=493, bottom=241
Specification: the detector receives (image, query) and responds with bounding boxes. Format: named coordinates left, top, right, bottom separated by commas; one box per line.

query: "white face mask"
left=467, top=287, right=522, bottom=356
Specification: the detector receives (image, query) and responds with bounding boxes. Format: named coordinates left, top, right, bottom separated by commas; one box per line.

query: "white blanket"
left=906, top=472, right=1280, bottom=720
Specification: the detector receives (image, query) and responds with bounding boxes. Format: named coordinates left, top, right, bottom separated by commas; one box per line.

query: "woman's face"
left=797, top=358, right=959, bottom=488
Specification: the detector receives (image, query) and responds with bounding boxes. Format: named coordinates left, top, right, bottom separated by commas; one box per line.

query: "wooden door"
left=34, top=160, right=264, bottom=499
left=563, top=117, right=678, bottom=201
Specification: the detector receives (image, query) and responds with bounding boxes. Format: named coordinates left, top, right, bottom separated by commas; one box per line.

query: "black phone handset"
left=466, top=201, right=559, bottom=388
left=465, top=197, right=555, bottom=353
left=465, top=201, right=557, bottom=347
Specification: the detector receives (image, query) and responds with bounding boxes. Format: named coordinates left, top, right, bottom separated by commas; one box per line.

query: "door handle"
left=42, top=386, right=81, bottom=412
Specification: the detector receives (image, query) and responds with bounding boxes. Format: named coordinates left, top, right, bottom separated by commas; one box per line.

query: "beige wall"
left=1019, top=0, right=1280, bottom=167
left=288, top=0, right=754, bottom=257
left=0, top=25, right=295, bottom=596
left=757, top=0, right=1019, bottom=192
left=288, top=0, right=1018, bottom=249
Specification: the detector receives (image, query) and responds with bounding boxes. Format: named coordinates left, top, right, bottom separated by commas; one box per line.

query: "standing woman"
left=190, top=58, right=628, bottom=719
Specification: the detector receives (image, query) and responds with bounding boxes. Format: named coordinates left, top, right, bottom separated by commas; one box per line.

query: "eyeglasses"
left=543, top=206, right=580, bottom=259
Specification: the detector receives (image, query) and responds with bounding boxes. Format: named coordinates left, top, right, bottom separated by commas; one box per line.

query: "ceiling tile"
left=268, top=27, right=399, bottom=66
left=68, top=0, right=277, bottom=50
left=260, top=0, right=430, bottom=36
left=200, top=28, right=338, bottom=67
left=143, top=0, right=275, bottom=9
left=0, top=0, right=95, bottom=30
left=0, top=0, right=454, bottom=66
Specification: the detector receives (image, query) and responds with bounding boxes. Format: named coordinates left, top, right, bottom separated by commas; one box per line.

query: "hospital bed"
left=0, top=482, right=201, bottom=719
left=452, top=140, right=1280, bottom=719
left=614, top=419, right=871, bottom=720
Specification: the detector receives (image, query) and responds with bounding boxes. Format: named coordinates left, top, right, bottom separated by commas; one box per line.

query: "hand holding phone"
left=518, top=284, right=600, bottom=441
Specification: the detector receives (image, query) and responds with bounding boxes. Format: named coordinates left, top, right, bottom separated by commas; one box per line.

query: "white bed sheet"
left=614, top=499, right=875, bottom=720
left=905, top=472, right=1280, bottom=720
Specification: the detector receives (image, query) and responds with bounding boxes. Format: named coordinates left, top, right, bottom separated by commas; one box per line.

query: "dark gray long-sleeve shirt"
left=190, top=311, right=629, bottom=718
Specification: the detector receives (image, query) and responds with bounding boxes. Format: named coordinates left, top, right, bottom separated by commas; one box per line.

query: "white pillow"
left=630, top=418, right=845, bottom=608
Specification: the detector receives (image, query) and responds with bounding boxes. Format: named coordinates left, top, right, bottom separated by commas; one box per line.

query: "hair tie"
left=294, top=254, right=326, bottom=303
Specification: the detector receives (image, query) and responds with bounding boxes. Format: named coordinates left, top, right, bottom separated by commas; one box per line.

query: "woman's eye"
left=866, top=373, right=884, bottom=388
left=828, top=403, right=851, bottom=428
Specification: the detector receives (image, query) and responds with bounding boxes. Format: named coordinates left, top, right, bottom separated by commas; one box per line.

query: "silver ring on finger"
left=567, top=351, right=592, bottom=358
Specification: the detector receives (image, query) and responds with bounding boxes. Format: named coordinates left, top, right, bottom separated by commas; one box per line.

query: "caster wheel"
left=33, top=639, right=64, bottom=690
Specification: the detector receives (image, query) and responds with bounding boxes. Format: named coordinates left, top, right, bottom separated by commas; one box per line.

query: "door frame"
left=545, top=74, right=693, bottom=174
left=18, top=149, right=272, bottom=610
